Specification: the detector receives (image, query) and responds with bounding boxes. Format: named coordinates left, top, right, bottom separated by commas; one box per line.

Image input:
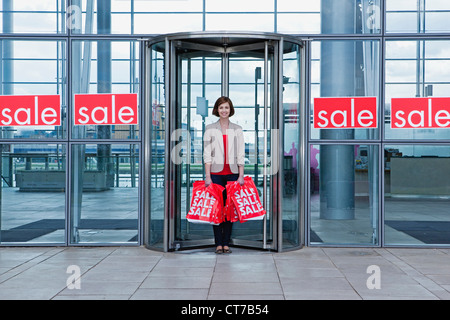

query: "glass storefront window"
left=0, top=143, right=66, bottom=244
left=311, top=40, right=380, bottom=140
left=386, top=0, right=450, bottom=33
left=385, top=40, right=450, bottom=140
left=71, top=40, right=140, bottom=140
left=70, top=143, right=139, bottom=244
left=0, top=0, right=387, bottom=36
left=384, top=145, right=450, bottom=245
left=0, top=0, right=65, bottom=34
left=0, top=40, right=67, bottom=140
left=310, top=144, right=379, bottom=246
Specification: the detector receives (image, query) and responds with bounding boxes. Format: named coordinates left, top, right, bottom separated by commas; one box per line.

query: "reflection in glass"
left=384, top=145, right=450, bottom=245
left=321, top=0, right=381, bottom=34
left=227, top=48, right=272, bottom=246
left=282, top=42, right=302, bottom=249
left=177, top=51, right=222, bottom=245
left=386, top=0, right=450, bottom=33
left=148, top=43, right=166, bottom=249
left=0, top=144, right=66, bottom=244
left=70, top=144, right=139, bottom=244
left=0, top=0, right=65, bottom=34
left=310, top=144, right=379, bottom=245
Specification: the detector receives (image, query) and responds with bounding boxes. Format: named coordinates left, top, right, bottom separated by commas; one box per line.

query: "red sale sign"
left=74, top=93, right=138, bottom=125
left=314, top=97, right=377, bottom=129
left=0, top=95, right=61, bottom=126
left=391, top=97, right=450, bottom=129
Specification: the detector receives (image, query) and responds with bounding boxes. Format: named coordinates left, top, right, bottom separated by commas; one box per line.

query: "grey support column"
left=319, top=0, right=356, bottom=220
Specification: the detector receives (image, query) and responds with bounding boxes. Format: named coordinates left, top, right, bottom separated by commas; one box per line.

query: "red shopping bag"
left=225, top=181, right=240, bottom=223
left=230, top=176, right=266, bottom=223
left=186, top=181, right=224, bottom=225
left=208, top=182, right=225, bottom=224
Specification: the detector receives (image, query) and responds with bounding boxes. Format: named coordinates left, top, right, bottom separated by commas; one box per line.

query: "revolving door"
left=144, top=32, right=305, bottom=252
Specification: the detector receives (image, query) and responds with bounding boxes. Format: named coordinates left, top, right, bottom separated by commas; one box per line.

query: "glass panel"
left=321, top=0, right=381, bottom=34
left=425, top=12, right=450, bottom=33
left=384, top=145, right=450, bottom=245
left=0, top=0, right=65, bottom=34
left=282, top=42, right=302, bottom=250
left=310, top=40, right=380, bottom=140
left=227, top=47, right=271, bottom=246
left=206, top=0, right=274, bottom=12
left=385, top=40, right=450, bottom=140
left=71, top=40, right=140, bottom=140
left=277, top=0, right=320, bottom=12
left=134, top=0, right=203, bottom=12
left=77, top=0, right=133, bottom=34
left=386, top=0, right=450, bottom=33
left=205, top=14, right=274, bottom=32
left=277, top=0, right=380, bottom=34
left=1, top=143, right=66, bottom=244
left=177, top=52, right=222, bottom=246
left=0, top=40, right=67, bottom=140
left=386, top=12, right=418, bottom=33
left=134, top=14, right=203, bottom=34
left=148, top=42, right=166, bottom=249
left=277, top=13, right=321, bottom=34
left=70, top=143, right=139, bottom=244
left=310, top=144, right=379, bottom=246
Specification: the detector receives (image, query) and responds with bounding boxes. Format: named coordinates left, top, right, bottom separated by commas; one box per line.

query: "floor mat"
left=1, top=219, right=138, bottom=242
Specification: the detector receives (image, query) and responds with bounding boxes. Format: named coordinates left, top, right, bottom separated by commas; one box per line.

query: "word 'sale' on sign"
left=313, top=97, right=378, bottom=129
left=0, top=95, right=61, bottom=126
left=74, top=93, right=138, bottom=125
left=391, top=97, right=450, bottom=129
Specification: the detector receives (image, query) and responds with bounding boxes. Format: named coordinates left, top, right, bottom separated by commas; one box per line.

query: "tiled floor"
left=1, top=246, right=450, bottom=300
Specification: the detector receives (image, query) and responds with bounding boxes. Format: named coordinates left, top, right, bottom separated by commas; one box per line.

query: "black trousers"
left=210, top=173, right=238, bottom=247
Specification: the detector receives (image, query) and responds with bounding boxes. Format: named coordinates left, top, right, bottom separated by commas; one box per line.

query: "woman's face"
left=218, top=102, right=231, bottom=119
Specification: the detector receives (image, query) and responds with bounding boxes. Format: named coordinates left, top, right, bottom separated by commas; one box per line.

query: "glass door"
left=226, top=42, right=278, bottom=249
left=172, top=42, right=224, bottom=249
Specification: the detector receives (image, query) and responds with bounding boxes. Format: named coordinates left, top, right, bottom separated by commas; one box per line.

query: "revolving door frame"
left=143, top=32, right=306, bottom=252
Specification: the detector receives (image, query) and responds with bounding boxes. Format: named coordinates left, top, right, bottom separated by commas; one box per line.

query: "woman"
left=203, top=96, right=245, bottom=254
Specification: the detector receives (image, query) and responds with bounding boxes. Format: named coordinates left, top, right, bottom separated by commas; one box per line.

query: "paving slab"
left=0, top=246, right=449, bottom=300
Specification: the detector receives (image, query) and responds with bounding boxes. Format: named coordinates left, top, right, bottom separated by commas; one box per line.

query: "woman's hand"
left=205, top=176, right=212, bottom=187
left=237, top=175, right=245, bottom=186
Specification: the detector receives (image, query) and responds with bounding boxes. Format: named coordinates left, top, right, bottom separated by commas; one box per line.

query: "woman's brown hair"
left=212, top=96, right=234, bottom=117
